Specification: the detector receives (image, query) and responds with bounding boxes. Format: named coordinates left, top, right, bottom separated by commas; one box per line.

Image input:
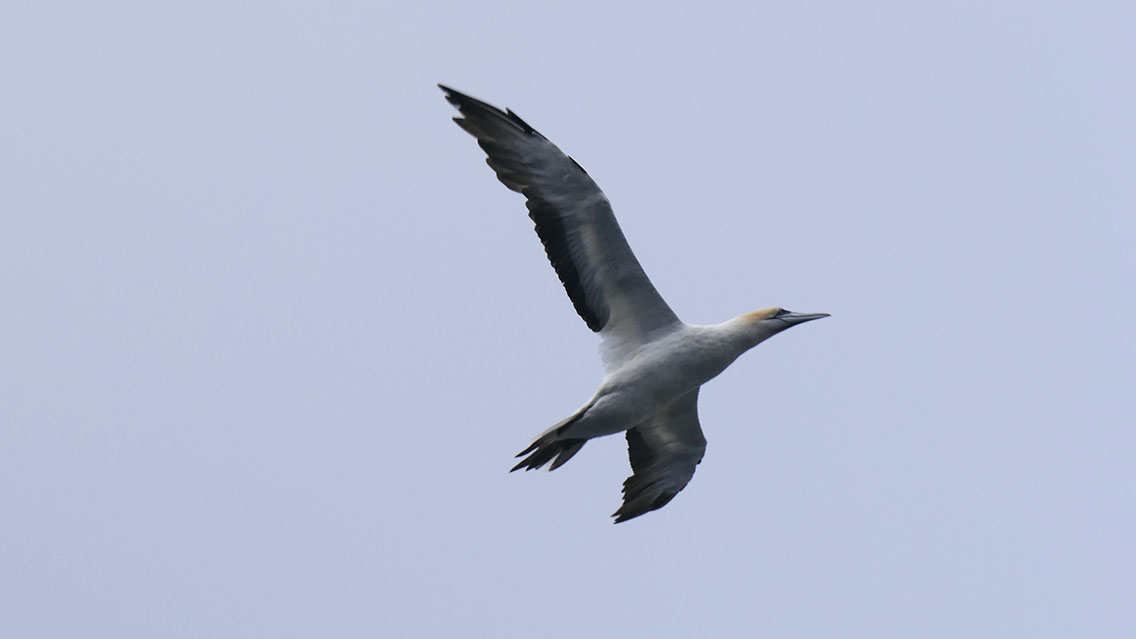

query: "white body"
left=566, top=320, right=770, bottom=441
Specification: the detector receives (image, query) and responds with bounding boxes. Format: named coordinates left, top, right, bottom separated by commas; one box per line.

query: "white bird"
left=441, top=85, right=828, bottom=523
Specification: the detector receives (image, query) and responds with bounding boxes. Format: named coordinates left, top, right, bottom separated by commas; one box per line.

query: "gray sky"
left=3, top=1, right=1134, bottom=637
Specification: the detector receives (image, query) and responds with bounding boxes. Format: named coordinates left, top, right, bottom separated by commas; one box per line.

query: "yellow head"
left=741, top=307, right=784, bottom=323
left=738, top=308, right=831, bottom=342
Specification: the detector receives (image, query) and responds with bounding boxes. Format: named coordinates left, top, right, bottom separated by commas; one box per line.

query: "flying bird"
left=440, top=85, right=828, bottom=523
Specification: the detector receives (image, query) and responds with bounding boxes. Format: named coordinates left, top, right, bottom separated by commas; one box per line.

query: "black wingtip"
left=610, top=507, right=643, bottom=524
left=437, top=84, right=482, bottom=108
left=437, top=83, right=465, bottom=108
left=438, top=84, right=465, bottom=109
left=438, top=85, right=542, bottom=138
left=611, top=508, right=643, bottom=524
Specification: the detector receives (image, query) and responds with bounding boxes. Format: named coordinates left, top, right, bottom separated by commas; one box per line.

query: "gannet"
left=440, top=85, right=828, bottom=523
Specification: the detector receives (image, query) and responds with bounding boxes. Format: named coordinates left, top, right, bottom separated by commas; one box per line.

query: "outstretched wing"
left=614, top=389, right=706, bottom=523
left=440, top=85, right=681, bottom=364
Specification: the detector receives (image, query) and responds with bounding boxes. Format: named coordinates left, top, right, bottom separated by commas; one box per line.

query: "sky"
left=2, top=1, right=1134, bottom=637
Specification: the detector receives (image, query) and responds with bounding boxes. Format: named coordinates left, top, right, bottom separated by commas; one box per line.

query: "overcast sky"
left=2, top=1, right=1134, bottom=637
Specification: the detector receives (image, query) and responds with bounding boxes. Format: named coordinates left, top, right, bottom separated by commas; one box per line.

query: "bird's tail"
left=511, top=435, right=587, bottom=472
left=510, top=407, right=590, bottom=472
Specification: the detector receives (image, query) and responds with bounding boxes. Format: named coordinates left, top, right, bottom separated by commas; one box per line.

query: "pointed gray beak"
left=778, top=311, right=831, bottom=326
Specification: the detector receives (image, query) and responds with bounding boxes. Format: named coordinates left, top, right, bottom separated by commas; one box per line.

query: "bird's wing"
left=614, top=388, right=706, bottom=523
left=440, top=86, right=681, bottom=366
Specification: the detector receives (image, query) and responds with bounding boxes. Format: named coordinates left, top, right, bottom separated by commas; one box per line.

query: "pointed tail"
left=510, top=404, right=592, bottom=471
left=511, top=435, right=587, bottom=471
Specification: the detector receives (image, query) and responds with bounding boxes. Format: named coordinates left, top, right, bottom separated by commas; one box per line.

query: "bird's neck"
left=720, top=315, right=777, bottom=351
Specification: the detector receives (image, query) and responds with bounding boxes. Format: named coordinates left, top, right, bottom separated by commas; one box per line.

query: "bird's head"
left=740, top=307, right=830, bottom=343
